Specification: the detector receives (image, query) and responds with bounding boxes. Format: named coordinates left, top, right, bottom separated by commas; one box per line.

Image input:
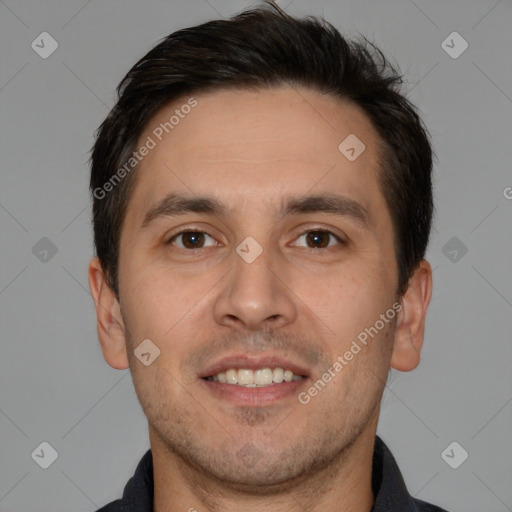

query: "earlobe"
left=88, top=257, right=129, bottom=370
left=390, top=260, right=432, bottom=372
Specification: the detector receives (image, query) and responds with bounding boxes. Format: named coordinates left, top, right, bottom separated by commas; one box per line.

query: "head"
left=89, top=3, right=433, bottom=492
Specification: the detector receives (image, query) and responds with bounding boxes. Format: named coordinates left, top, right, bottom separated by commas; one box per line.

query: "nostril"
left=225, top=314, right=239, bottom=324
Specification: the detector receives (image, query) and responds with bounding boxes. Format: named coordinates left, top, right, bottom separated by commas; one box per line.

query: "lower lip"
left=200, top=378, right=307, bottom=406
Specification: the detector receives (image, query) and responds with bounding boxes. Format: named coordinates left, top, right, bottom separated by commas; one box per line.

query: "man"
left=88, top=2, right=447, bottom=511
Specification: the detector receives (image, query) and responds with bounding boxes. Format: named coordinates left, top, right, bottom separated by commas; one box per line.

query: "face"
left=110, top=86, right=403, bottom=486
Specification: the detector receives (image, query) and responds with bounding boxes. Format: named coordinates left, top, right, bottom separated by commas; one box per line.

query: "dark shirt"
left=96, top=436, right=449, bottom=511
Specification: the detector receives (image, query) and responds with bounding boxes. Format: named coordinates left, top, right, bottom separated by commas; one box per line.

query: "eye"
left=168, top=230, right=217, bottom=249
left=293, top=230, right=342, bottom=249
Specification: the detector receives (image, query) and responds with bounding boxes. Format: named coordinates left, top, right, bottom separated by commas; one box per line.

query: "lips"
left=198, top=354, right=310, bottom=380
left=198, top=354, right=311, bottom=405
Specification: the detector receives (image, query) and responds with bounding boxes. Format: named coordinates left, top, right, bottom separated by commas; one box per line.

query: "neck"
left=151, top=421, right=377, bottom=512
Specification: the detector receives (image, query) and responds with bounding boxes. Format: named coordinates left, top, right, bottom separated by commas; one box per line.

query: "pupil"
left=184, top=232, right=204, bottom=248
left=307, top=231, right=328, bottom=248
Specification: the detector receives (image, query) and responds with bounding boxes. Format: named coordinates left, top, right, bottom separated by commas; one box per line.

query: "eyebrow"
left=283, top=194, right=372, bottom=228
left=141, top=192, right=372, bottom=229
left=141, top=194, right=224, bottom=228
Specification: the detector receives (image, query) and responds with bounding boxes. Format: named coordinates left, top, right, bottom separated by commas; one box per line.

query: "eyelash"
left=166, top=228, right=345, bottom=250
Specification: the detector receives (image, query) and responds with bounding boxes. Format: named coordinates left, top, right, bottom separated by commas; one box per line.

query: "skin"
left=89, top=85, right=432, bottom=512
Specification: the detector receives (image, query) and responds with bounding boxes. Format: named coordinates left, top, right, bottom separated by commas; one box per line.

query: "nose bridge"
left=234, top=240, right=276, bottom=297
left=213, top=237, right=297, bottom=330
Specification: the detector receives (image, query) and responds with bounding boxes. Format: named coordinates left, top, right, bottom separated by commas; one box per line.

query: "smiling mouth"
left=203, top=367, right=305, bottom=387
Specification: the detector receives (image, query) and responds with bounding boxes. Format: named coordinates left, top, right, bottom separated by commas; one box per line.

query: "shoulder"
left=373, top=437, right=450, bottom=512
left=414, top=499, right=448, bottom=512
left=94, top=499, right=122, bottom=512
left=412, top=497, right=450, bottom=512
left=93, top=449, right=153, bottom=512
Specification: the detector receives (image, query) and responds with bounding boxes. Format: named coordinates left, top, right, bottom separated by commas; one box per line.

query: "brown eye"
left=169, top=231, right=216, bottom=249
left=295, top=230, right=341, bottom=249
left=306, top=231, right=330, bottom=248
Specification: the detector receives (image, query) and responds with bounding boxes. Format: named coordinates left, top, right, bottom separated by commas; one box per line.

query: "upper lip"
left=198, top=353, right=311, bottom=379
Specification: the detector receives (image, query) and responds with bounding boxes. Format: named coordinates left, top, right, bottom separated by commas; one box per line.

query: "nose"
left=213, top=243, right=298, bottom=331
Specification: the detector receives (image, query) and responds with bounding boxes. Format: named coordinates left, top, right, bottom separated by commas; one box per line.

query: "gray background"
left=0, top=0, right=511, bottom=510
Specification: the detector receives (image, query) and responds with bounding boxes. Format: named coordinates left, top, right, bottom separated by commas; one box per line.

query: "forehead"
left=125, top=86, right=387, bottom=225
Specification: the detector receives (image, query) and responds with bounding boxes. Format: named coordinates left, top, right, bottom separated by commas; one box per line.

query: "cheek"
left=287, top=260, right=392, bottom=342
left=119, top=262, right=217, bottom=367
left=320, top=319, right=395, bottom=401
left=119, top=253, right=185, bottom=324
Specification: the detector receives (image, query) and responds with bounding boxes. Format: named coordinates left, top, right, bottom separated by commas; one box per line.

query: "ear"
left=88, top=257, right=129, bottom=370
left=390, top=260, right=433, bottom=372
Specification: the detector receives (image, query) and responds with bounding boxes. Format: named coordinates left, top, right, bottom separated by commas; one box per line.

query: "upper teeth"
left=207, top=368, right=303, bottom=387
